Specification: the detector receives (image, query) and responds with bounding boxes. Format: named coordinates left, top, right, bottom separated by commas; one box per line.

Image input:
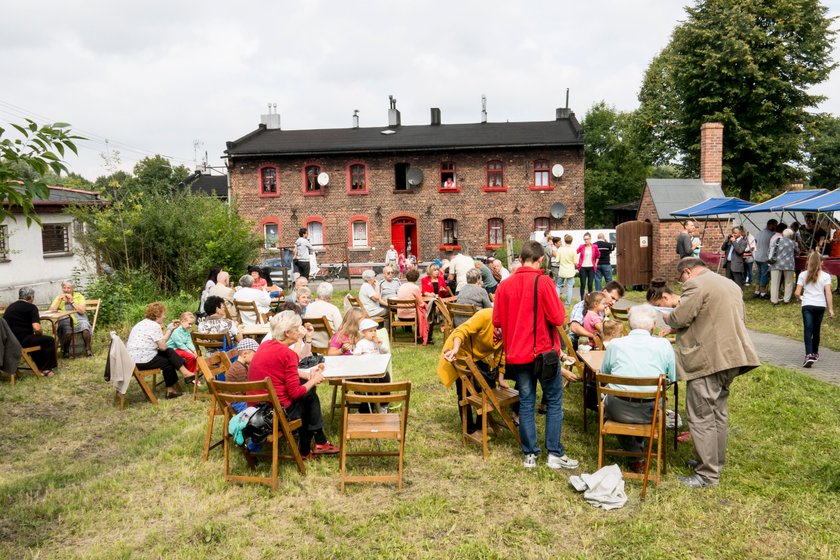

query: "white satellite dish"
left=317, top=172, right=330, bottom=187
left=551, top=164, right=565, bottom=178
left=406, top=168, right=424, bottom=186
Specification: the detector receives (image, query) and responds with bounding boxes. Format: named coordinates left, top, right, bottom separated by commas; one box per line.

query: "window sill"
left=438, top=245, right=461, bottom=251
left=482, top=186, right=507, bottom=192
left=303, top=191, right=325, bottom=197
left=485, top=244, right=502, bottom=250
left=259, top=192, right=280, bottom=198
left=393, top=189, right=417, bottom=194
left=349, top=246, right=372, bottom=252
left=44, top=252, right=73, bottom=259
left=529, top=186, right=554, bottom=192
left=346, top=190, right=369, bottom=195
left=438, top=187, right=461, bottom=193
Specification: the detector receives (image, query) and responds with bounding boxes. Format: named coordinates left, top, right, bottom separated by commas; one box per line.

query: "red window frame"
left=531, top=159, right=553, bottom=191
left=302, top=163, right=324, bottom=195
left=534, top=217, right=550, bottom=232
left=346, top=162, right=368, bottom=194
left=259, top=216, right=281, bottom=249
left=349, top=216, right=369, bottom=248
left=305, top=216, right=325, bottom=246
left=259, top=165, right=279, bottom=198
left=487, top=218, right=504, bottom=248
left=439, top=161, right=459, bottom=192
left=441, top=218, right=458, bottom=247
left=483, top=160, right=506, bottom=191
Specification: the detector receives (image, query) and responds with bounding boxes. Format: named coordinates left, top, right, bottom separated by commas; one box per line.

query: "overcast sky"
left=3, top=0, right=839, bottom=181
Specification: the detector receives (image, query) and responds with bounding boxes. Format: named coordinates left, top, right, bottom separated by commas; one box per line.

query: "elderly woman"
left=358, top=269, right=386, bottom=319
left=304, top=282, right=343, bottom=348
left=248, top=311, right=339, bottom=458
left=126, top=302, right=193, bottom=399
left=768, top=229, right=797, bottom=305
left=208, top=271, right=237, bottom=321
left=233, top=274, right=271, bottom=325
left=454, top=268, right=492, bottom=326
left=421, top=263, right=452, bottom=298
left=600, top=304, right=675, bottom=471
left=198, top=295, right=243, bottom=350
left=4, top=287, right=58, bottom=375
left=49, top=280, right=92, bottom=357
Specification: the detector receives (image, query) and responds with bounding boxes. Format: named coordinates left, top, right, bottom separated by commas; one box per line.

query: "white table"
left=322, top=354, right=391, bottom=379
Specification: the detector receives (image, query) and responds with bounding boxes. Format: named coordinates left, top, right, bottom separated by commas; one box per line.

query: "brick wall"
left=230, top=147, right=585, bottom=263
left=700, top=123, right=723, bottom=185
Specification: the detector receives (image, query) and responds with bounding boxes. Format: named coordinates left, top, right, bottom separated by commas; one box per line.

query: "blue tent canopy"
left=783, top=188, right=840, bottom=212
left=670, top=197, right=754, bottom=218
left=739, top=189, right=828, bottom=213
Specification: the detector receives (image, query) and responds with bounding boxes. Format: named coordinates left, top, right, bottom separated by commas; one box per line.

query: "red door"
left=391, top=217, right=418, bottom=258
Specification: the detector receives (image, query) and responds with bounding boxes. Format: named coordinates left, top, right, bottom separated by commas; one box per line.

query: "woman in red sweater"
left=248, top=310, right=339, bottom=458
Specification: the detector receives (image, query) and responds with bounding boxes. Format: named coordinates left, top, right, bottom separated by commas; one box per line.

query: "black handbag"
left=242, top=403, right=274, bottom=446
left=532, top=276, right=559, bottom=383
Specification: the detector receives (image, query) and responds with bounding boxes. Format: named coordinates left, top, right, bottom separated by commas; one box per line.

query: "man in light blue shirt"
left=600, top=304, right=675, bottom=459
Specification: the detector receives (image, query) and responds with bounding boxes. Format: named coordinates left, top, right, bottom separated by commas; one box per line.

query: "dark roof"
left=33, top=186, right=101, bottom=206
left=645, top=178, right=724, bottom=220
left=185, top=174, right=228, bottom=198
left=226, top=117, right=584, bottom=157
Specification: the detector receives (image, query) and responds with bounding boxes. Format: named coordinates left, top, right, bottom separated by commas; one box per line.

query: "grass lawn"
left=2, top=325, right=839, bottom=559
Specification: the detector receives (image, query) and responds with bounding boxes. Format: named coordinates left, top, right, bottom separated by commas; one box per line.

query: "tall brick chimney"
left=700, top=122, right=723, bottom=184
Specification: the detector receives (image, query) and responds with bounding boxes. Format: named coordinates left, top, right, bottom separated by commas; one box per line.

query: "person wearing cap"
left=353, top=318, right=388, bottom=355
left=224, top=337, right=260, bottom=413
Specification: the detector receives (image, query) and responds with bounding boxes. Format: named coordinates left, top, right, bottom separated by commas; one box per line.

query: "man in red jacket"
left=493, top=241, right=579, bottom=470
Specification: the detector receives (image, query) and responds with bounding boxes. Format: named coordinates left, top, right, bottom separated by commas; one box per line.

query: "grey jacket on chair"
left=0, top=318, right=22, bottom=375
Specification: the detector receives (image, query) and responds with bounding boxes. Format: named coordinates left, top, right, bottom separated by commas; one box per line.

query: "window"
left=348, top=163, right=367, bottom=193
left=307, top=220, right=324, bottom=246
left=394, top=162, right=409, bottom=190
left=303, top=164, right=322, bottom=193
left=486, top=160, right=504, bottom=188
left=263, top=223, right=279, bottom=249
left=440, top=161, right=456, bottom=188
left=442, top=219, right=458, bottom=245
left=534, top=217, right=550, bottom=232
left=534, top=160, right=550, bottom=188
left=260, top=166, right=277, bottom=195
left=0, top=225, right=8, bottom=261
left=351, top=220, right=368, bottom=247
left=488, top=218, right=504, bottom=246
left=42, top=223, right=70, bottom=255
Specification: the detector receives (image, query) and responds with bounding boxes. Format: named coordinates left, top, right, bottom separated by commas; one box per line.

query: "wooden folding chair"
left=339, top=380, right=411, bottom=492
left=446, top=302, right=477, bottom=327
left=435, top=298, right=455, bottom=342
left=207, top=378, right=306, bottom=490
left=197, top=353, right=232, bottom=459
left=387, top=298, right=419, bottom=346
left=191, top=331, right=233, bottom=398
left=10, top=345, right=43, bottom=384
left=306, top=315, right=334, bottom=355
left=451, top=355, right=520, bottom=459
left=233, top=300, right=266, bottom=325
left=610, top=306, right=629, bottom=330
left=119, top=366, right=163, bottom=408
left=596, top=373, right=666, bottom=500
left=346, top=293, right=384, bottom=325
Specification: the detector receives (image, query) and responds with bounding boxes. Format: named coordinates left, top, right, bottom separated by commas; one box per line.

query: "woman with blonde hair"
left=327, top=308, right=367, bottom=356
left=794, top=251, right=835, bottom=367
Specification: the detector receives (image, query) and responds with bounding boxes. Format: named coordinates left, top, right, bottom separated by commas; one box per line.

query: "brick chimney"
left=700, top=122, right=723, bottom=185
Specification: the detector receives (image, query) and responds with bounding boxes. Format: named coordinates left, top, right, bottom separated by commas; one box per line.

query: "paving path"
left=615, top=298, right=839, bottom=388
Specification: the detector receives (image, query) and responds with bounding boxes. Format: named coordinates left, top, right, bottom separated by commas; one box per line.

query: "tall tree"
left=0, top=120, right=82, bottom=224
left=637, top=0, right=836, bottom=200
left=583, top=102, right=650, bottom=228
left=806, top=114, right=840, bottom=189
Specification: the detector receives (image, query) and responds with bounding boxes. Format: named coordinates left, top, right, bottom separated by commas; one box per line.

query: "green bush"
left=493, top=240, right=523, bottom=268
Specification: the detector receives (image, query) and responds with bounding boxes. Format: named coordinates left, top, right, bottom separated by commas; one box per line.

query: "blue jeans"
left=802, top=305, right=825, bottom=355
left=755, top=261, right=770, bottom=288
left=556, top=276, right=574, bottom=306
left=509, top=362, right=565, bottom=457
left=594, top=264, right=613, bottom=291
left=744, top=260, right=754, bottom=284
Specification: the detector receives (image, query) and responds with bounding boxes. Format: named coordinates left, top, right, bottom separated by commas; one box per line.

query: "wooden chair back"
left=451, top=354, right=520, bottom=459
left=206, top=378, right=306, bottom=490
left=595, top=373, right=666, bottom=500
left=197, top=353, right=232, bottom=459
left=340, top=380, right=411, bottom=492
left=306, top=315, right=334, bottom=355
left=446, top=302, right=477, bottom=326
left=233, top=300, right=265, bottom=325
left=347, top=293, right=384, bottom=324
left=435, top=298, right=454, bottom=342
left=12, top=345, right=43, bottom=384
left=119, top=366, right=162, bottom=408
left=191, top=331, right=229, bottom=356
left=387, top=298, right=419, bottom=346
left=85, top=299, right=101, bottom=335
left=592, top=333, right=605, bottom=350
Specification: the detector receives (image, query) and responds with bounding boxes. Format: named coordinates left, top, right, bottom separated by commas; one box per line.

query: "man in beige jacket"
left=664, top=257, right=760, bottom=488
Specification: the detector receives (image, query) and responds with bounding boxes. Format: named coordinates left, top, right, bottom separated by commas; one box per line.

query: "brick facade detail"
left=230, top=148, right=585, bottom=263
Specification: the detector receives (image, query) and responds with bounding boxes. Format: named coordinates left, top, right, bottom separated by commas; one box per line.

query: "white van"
left=531, top=229, right=617, bottom=267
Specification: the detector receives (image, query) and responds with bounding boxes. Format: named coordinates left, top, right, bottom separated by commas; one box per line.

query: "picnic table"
left=39, top=309, right=74, bottom=362
left=240, top=324, right=269, bottom=340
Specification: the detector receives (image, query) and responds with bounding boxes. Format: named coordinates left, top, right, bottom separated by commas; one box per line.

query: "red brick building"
left=225, top=102, right=585, bottom=264
left=636, top=123, right=728, bottom=280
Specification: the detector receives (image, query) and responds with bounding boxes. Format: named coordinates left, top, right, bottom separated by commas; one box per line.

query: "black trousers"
left=284, top=386, right=324, bottom=455
left=135, top=348, right=185, bottom=388
left=294, top=259, right=311, bottom=280
left=21, top=334, right=57, bottom=371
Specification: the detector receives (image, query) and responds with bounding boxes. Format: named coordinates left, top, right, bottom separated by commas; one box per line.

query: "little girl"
left=601, top=318, right=624, bottom=346
left=166, top=311, right=198, bottom=383
left=353, top=318, right=389, bottom=355
left=582, top=292, right=607, bottom=338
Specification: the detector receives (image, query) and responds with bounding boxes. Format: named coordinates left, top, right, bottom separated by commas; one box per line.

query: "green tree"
left=806, top=114, right=840, bottom=189
left=637, top=0, right=836, bottom=200
left=0, top=119, right=82, bottom=224
left=583, top=102, right=651, bottom=228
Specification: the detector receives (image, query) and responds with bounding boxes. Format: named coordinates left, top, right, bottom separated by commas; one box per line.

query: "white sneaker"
left=523, top=453, right=538, bottom=469
left=547, top=454, right=580, bottom=470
